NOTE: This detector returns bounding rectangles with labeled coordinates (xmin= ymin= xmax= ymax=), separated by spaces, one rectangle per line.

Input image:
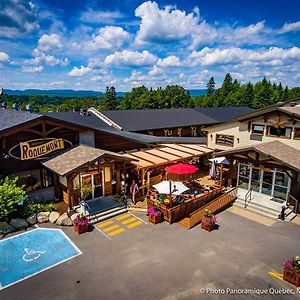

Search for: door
xmin=80 ymin=171 xmax=103 ymax=199
xmin=261 ymin=170 xmax=273 ymax=196
xmin=92 ymin=171 xmax=103 ymax=198
xmin=250 ymin=168 xmax=261 ymax=193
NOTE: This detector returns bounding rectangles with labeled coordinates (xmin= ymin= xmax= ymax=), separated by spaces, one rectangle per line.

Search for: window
xmin=216 ymin=134 xmax=234 ymax=147
xmin=252 ymin=124 xmax=264 ymax=135
xmin=267 ymin=126 xmax=292 ymax=138
xmin=294 ymin=128 xmax=300 ymax=139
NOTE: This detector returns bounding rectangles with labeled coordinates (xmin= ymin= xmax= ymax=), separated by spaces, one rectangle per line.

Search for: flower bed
xmin=201 ymin=209 xmax=217 ymax=232
xmin=283 ymin=256 xmax=300 ymax=287
xmin=147 ymin=205 xmax=163 ymax=224
xmin=73 ymin=213 xmax=89 ymax=234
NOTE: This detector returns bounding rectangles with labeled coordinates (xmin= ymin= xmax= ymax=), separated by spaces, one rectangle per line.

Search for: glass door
xmin=80 ymin=173 xmax=93 ymax=200
xmin=273 ymin=171 xmax=289 ymax=202
xmin=261 ymin=170 xmax=273 ymax=196
xmin=238 ymin=163 xmax=250 ymax=189
xmin=92 ymin=171 xmax=103 ymax=198
xmin=250 ymin=168 xmax=261 ymax=193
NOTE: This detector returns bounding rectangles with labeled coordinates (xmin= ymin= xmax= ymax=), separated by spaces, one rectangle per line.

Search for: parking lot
xmin=1 ymin=210 xmax=299 ymax=300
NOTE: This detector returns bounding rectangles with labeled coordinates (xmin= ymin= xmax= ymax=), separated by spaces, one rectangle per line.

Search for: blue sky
xmin=0 ymin=0 xmax=300 ymax=91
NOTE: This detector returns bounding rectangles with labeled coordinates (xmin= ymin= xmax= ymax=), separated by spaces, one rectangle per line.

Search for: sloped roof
xmin=0 ymin=109 xmax=42 ymax=132
xmin=217 ymin=141 xmax=300 ymax=172
xmin=101 ymin=107 xmax=253 ymax=131
xmin=42 ymin=145 xmax=133 ymax=176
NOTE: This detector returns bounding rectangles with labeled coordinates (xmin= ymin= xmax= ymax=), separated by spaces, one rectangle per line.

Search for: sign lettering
xmin=20 ymin=138 xmax=65 ymax=160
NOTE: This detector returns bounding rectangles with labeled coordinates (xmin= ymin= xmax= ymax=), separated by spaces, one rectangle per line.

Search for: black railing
xmin=244 ymin=188 xmax=252 ymax=208
xmin=287 ymin=194 xmax=299 ymax=214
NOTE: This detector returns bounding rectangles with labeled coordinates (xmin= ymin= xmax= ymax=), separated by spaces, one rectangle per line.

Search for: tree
xmin=102 ymin=86 xmax=117 ymax=110
xmin=243 ymin=82 xmax=254 ymax=107
xmin=0 ymin=177 xmax=27 ymax=220
xmin=206 ymin=77 xmax=215 ymax=96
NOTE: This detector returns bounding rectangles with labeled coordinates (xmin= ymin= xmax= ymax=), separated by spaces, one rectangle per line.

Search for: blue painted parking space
xmin=0 ymin=228 xmax=81 ymax=290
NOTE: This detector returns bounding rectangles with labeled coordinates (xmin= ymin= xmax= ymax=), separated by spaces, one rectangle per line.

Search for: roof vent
xmin=289 ymin=102 xmax=296 ymax=107
xmin=277 ymin=102 xmax=285 ymax=107
xmin=13 ymin=102 xmax=19 ymax=110
xmin=79 ymin=108 xmax=89 ymax=116
xmin=26 ymin=104 xmax=33 ymax=113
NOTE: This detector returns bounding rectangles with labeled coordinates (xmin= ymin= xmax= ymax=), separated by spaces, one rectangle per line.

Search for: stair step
xmin=89 ymin=208 xmax=128 ymax=224
xmin=235 ymin=197 xmax=282 ymax=214
xmin=234 ymin=201 xmax=279 ymax=219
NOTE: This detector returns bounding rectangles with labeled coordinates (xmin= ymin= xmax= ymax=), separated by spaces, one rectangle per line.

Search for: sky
xmin=0 ymin=0 xmax=300 ymax=91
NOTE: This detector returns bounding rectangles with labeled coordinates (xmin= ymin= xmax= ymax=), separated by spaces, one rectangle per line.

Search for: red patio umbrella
xmin=165 ymin=163 xmax=198 ymax=174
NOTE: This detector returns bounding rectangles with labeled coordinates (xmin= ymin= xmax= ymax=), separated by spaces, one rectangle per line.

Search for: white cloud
xmin=0 ymin=0 xmax=39 ymax=38
xmin=187 ymin=47 xmax=300 ymax=67
xmin=135 ymin=1 xmax=198 ymax=45
xmin=104 ymin=50 xmax=157 ymax=67
xmin=80 ymin=9 xmax=124 ymax=24
xmin=148 ymin=66 xmax=163 ymax=76
xmin=26 ymin=49 xmax=69 ymax=67
xmin=278 ymin=21 xmax=300 ymax=34
xmin=38 ymin=34 xmax=63 ymax=51
xmin=0 ymin=52 xmax=9 ymax=62
xmin=157 ymin=55 xmax=182 ymax=67
xmin=86 ymin=26 xmax=129 ymax=51
xmin=68 ymin=66 xmax=93 ymax=77
xmin=21 ymin=65 xmax=44 ymax=73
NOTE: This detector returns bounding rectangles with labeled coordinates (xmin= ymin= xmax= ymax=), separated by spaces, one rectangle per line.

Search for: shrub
xmin=0 ymin=177 xmax=27 ymax=220
xmin=19 ymin=202 xmax=56 ymax=218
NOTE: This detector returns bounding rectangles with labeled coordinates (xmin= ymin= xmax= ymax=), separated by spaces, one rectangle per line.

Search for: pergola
xmin=42 ymin=144 xmax=133 ymax=209
xmin=121 ymin=143 xmax=214 ymax=195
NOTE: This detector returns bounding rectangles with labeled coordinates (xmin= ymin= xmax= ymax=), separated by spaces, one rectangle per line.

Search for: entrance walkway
xmin=238 ymin=188 xmax=284 ymax=211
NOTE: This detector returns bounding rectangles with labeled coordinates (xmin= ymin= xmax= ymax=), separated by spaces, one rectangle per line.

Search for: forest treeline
xmin=1 ymin=73 xmax=300 ymax=112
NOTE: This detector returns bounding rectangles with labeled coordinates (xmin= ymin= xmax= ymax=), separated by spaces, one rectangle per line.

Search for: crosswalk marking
xmin=97 ymin=220 xmax=113 ymax=228
xmin=127 ymin=221 xmax=142 ymax=229
xmin=103 ymin=225 xmax=119 ymax=232
xmin=108 ymin=228 xmax=125 ymax=236
xmin=121 ymin=217 xmax=137 ymax=225
xmin=116 ymin=213 xmax=131 ymax=221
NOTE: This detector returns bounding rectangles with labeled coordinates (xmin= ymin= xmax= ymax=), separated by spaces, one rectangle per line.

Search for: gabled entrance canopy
xmin=215 ymin=140 xmax=300 ymax=173
xmin=42 ymin=144 xmax=133 ymax=177
xmin=42 ymin=145 xmax=134 ymax=209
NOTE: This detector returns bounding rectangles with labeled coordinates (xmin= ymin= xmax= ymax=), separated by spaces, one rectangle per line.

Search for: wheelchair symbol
xmin=23 ymin=248 xmax=46 ymax=262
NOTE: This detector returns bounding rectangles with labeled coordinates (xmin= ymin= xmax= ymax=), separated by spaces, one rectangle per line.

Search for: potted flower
xmin=283 ymin=256 xmax=300 ymax=287
xmin=147 ymin=205 xmax=163 ymax=224
xmin=201 ymin=209 xmax=217 ymax=232
xmin=73 ymin=213 xmax=89 ymax=234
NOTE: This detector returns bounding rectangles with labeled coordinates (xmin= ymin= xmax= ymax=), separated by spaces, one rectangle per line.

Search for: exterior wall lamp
xmin=237 ymin=137 xmax=240 ymax=143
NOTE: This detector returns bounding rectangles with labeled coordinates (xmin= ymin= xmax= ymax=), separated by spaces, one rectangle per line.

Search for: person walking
xmin=130 ymin=179 xmax=139 ymax=205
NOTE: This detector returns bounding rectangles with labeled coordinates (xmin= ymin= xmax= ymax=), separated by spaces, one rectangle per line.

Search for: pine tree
xmin=243 ymin=82 xmax=254 ymax=107
xmin=103 ymin=86 xmax=117 ymax=110
xmin=206 ymin=77 xmax=215 ymax=96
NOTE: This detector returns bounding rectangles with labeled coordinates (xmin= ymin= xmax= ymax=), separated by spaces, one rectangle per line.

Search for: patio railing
xmin=179 ymin=187 xmax=238 ymax=229
xmin=148 ymin=187 xmax=223 ymax=224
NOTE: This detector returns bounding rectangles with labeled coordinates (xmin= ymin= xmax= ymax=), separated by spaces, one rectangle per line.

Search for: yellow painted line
xmin=121 ymin=217 xmax=137 ymax=225
xmin=127 ymin=221 xmax=142 ymax=229
xmin=116 ymin=213 xmax=131 ymax=221
xmin=103 ymin=225 xmax=119 ymax=232
xmin=268 ymin=272 xmax=300 ymax=290
xmin=108 ymin=228 xmax=125 ymax=236
xmin=97 ymin=220 xmax=113 ymax=228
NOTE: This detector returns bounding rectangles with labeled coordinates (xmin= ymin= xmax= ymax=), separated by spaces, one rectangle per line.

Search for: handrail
xmin=244 ymin=188 xmax=252 ymax=208
xmin=288 ymin=194 xmax=299 ymax=213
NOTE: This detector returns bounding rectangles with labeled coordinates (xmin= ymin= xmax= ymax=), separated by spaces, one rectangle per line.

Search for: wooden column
xmin=53 ymin=174 xmax=60 ymax=200
xmin=228 ymin=158 xmax=234 ymax=187
xmin=141 ymin=168 xmax=145 ymax=196
xmin=67 ymin=175 xmax=74 ymax=211
xmin=116 ymin=166 xmax=121 ymax=194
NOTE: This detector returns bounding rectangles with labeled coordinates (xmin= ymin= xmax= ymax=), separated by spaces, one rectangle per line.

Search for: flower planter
xmin=73 ymin=223 xmax=89 ymax=234
xmin=201 ymin=222 xmax=215 ymax=232
xmin=283 ymin=269 xmax=300 ymax=287
xmin=148 ymin=214 xmax=163 ymax=224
